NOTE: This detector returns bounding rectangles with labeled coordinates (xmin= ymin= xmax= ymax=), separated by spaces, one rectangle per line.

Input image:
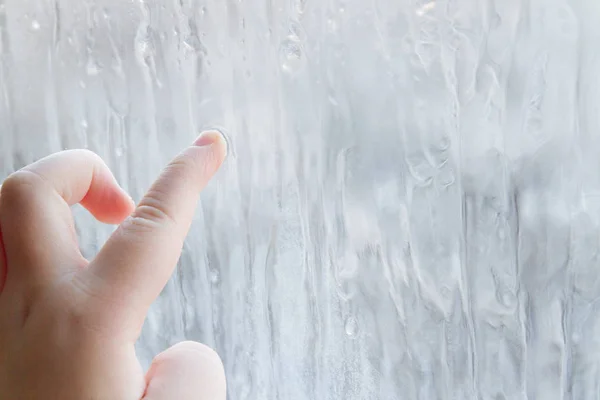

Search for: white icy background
xmin=2 ymin=0 xmax=600 ymax=398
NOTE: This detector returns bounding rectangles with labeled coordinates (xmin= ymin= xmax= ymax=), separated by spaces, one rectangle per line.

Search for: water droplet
xmin=137 ymin=40 xmax=149 ymax=55
xmin=345 ymin=317 xmax=359 ymax=337
xmin=411 ymin=73 xmax=424 ymax=84
xmin=210 ymin=269 xmax=220 ymax=284
xmin=416 ymin=1 xmax=435 ymax=17
xmin=135 ymin=28 xmax=154 ymax=64
xmin=526 ymin=116 xmax=543 ymax=134
xmin=115 ymin=147 xmax=123 ymax=157
xmin=183 ymin=35 xmax=206 ymax=55
xmin=406 ymin=156 xmax=434 ymax=185
xmin=501 ymin=292 xmax=514 ymax=307
xmin=80 ymin=119 xmax=88 ymax=129
xmin=497 ymin=287 xmax=515 ymax=307
xmin=435 ymin=134 xmax=451 ymax=152
xmin=409 ymin=53 xmax=423 ymax=68
xmin=448 ymin=33 xmax=462 ymax=50
xmin=498 ymin=226 xmax=506 ymax=240
xmin=414 ymin=42 xmax=435 ymax=65
xmin=288 ymin=20 xmax=305 ymax=42
xmin=86 ymin=59 xmax=100 ymax=76
xmin=489 ymin=13 xmax=501 ymax=29
xmin=440 ymin=286 xmax=451 ymax=298
xmin=335 ymin=278 xmax=356 ymax=300
xmin=327 ymin=17 xmax=339 ymax=33
xmin=279 ymin=40 xmax=304 ymax=73
xmin=437 ymin=165 xmax=455 ymax=187
xmin=31 ymin=20 xmax=40 ymax=31
xmin=295 ymin=0 xmax=307 ymax=14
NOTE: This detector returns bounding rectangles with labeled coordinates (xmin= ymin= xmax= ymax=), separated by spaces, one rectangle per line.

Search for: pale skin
xmin=0 ymin=131 xmax=228 ymax=399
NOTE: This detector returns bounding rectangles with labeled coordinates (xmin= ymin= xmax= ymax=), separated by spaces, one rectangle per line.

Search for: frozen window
xmin=0 ymin=0 xmax=597 ymax=398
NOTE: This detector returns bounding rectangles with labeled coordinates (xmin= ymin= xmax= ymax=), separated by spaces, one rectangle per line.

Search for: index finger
xmin=84 ymin=132 xmax=227 ymax=323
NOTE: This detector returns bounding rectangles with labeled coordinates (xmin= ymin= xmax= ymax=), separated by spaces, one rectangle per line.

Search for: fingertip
xmin=193 ymin=130 xmax=228 ymax=164
xmin=82 ymin=182 xmax=136 ymax=225
xmin=103 ymin=191 xmax=136 ymax=225
xmin=123 ymin=190 xmax=137 ymax=211
xmin=193 ymin=130 xmax=223 ymax=147
xmin=143 ymin=341 xmax=226 ymax=400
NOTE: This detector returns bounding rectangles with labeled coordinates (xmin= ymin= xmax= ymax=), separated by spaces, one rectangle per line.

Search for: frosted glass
xmin=2 ymin=0 xmax=599 ymax=398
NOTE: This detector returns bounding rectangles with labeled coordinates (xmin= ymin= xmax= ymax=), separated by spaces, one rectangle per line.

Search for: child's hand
xmin=0 ymin=132 xmax=227 ymax=399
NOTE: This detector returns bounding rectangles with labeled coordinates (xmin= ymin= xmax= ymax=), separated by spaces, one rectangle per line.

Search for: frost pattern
xmin=1 ymin=0 xmax=600 ymax=399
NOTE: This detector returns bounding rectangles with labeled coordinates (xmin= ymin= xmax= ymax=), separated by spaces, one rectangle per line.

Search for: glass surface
xmin=1 ymin=0 xmax=598 ymax=398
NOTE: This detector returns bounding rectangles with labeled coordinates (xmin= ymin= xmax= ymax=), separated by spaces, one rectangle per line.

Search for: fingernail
xmin=193 ymin=131 xmax=222 ymax=147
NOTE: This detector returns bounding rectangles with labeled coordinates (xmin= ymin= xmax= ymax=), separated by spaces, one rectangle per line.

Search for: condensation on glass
xmin=0 ymin=0 xmax=598 ymax=399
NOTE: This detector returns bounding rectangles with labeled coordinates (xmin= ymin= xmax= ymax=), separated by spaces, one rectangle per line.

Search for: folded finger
xmin=0 ymin=150 xmax=135 ymax=289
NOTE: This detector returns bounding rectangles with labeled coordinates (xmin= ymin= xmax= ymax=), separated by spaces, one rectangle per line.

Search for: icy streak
xmin=1 ymin=0 xmax=599 ymax=399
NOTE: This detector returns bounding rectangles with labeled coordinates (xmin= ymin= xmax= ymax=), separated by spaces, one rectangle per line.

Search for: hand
xmin=0 ymin=132 xmax=228 ymax=399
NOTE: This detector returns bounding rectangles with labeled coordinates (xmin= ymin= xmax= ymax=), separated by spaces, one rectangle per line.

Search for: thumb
xmin=142 ymin=341 xmax=226 ymax=400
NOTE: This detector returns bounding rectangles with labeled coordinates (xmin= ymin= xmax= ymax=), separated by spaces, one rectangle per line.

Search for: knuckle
xmin=61 ymin=148 xmax=101 ymax=161
xmin=120 ymin=147 xmax=216 ymax=234
xmin=75 ymin=149 xmax=106 ymax=167
xmin=0 ymin=170 xmax=41 ymax=200
xmin=64 ymin=149 xmax=106 ymax=174
xmin=171 ymin=151 xmax=198 ymax=169
xmin=74 ymin=148 xmax=100 ymax=159
xmin=129 ymin=195 xmax=177 ymax=229
xmin=167 ymin=152 xmax=203 ymax=180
